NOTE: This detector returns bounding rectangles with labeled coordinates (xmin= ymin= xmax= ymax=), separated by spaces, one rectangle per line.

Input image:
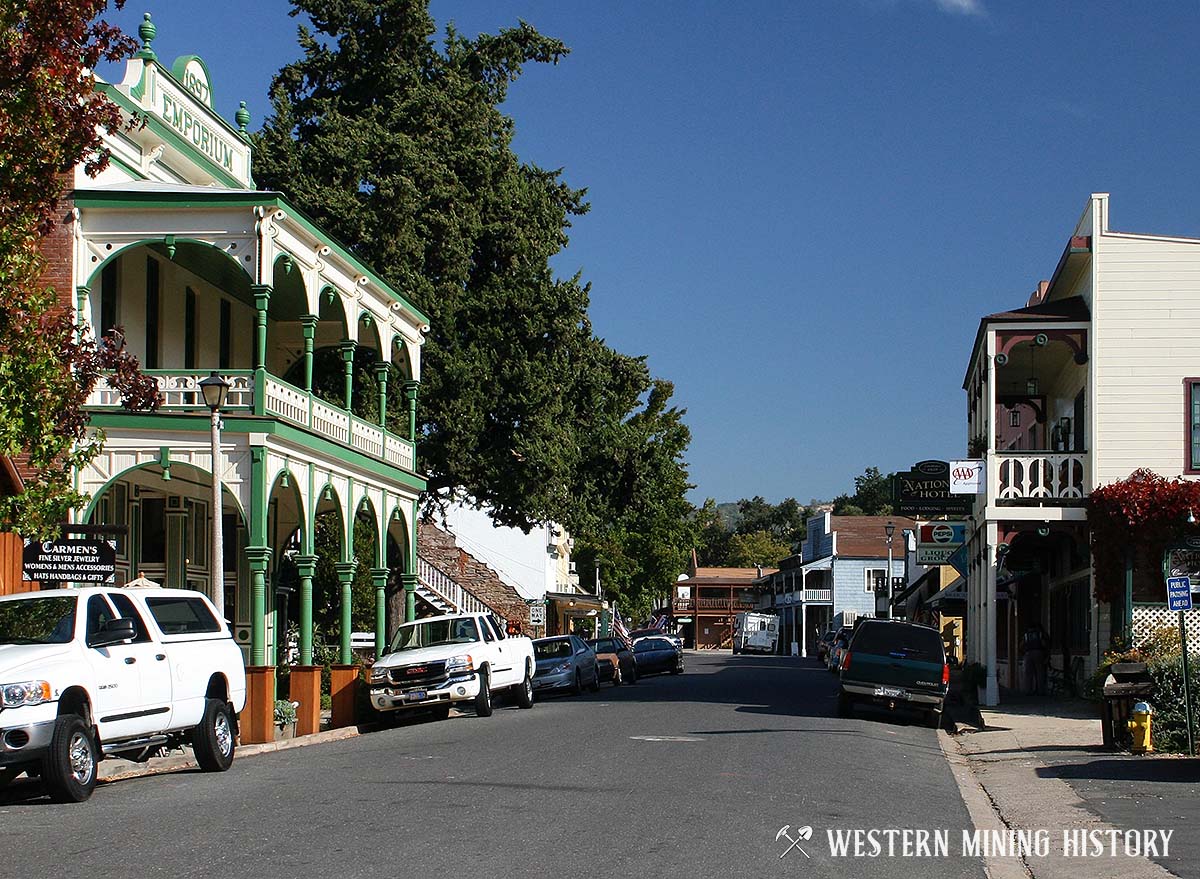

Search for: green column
xmin=300 ymin=315 xmax=318 ymax=392
xmin=335 ymin=561 xmax=357 ymax=664
xmin=374 ymin=362 xmax=389 ymax=428
xmin=252 ymin=285 xmax=272 ymax=372
xmin=164 ymin=503 xmax=187 ymax=589
xmin=340 ymin=341 xmax=357 ymax=411
xmin=371 ymin=567 xmax=389 ymax=654
xmin=401 ymin=572 xmax=418 ymax=623
xmin=245 ymin=547 xmax=273 ymax=665
xmin=294 ymin=554 xmax=318 ymax=665
xmin=403 ymin=380 xmax=420 ymax=442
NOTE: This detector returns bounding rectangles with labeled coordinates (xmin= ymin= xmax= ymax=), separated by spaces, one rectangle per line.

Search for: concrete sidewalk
xmin=943 ymin=697 xmax=1198 ymax=879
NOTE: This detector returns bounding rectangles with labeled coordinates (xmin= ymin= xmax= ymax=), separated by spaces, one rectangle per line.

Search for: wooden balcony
xmin=992 ymin=452 xmax=1088 ymax=504
xmin=672 ymin=597 xmax=756 ymax=613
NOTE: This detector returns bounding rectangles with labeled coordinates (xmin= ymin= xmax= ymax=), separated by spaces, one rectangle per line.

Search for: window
xmin=865 ymin=568 xmax=885 ymax=594
xmin=106 ymin=593 xmax=152 ymax=643
xmin=85 ymin=594 xmax=117 ymax=642
xmin=184 ymin=288 xmax=196 ymax=369
xmin=145 ymin=257 xmax=160 ymax=369
xmin=219 ymin=299 xmax=231 ymax=369
xmin=144 ymin=596 xmax=221 ymax=636
xmin=1189 ymin=379 xmax=1200 ymax=472
xmin=488 ymin=615 xmax=506 ymax=640
xmin=141 ymin=498 xmax=166 ymax=564
xmin=850 ymin=621 xmax=944 ymax=662
xmin=100 ymin=262 xmax=118 ymax=336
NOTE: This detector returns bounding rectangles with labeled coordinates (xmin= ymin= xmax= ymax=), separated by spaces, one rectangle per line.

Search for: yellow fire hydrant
xmin=1128 ymin=701 xmax=1153 ymax=754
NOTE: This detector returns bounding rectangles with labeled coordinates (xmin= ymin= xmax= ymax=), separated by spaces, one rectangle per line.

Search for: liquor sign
xmin=23 ymin=539 xmax=117 ymax=583
xmin=949 ymin=460 xmax=985 ymax=495
xmin=916 ymin=522 xmax=968 ymax=565
xmin=893 ymin=460 xmax=973 ymax=518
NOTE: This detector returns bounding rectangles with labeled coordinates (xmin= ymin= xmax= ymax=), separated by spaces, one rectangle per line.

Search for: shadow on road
xmin=1038 ymin=758 xmax=1200 ymax=783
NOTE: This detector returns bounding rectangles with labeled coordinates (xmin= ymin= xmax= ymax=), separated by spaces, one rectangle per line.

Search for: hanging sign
xmin=916 ymin=522 xmax=968 ymax=565
xmin=23 ymin=539 xmax=117 ymax=583
xmin=949 ymin=460 xmax=985 ymax=494
xmin=893 ymin=461 xmax=974 ymax=518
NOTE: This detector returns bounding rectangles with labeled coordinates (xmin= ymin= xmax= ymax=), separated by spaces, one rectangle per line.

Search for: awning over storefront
xmin=926 ymin=576 xmax=966 ymax=610
xmin=801 ymin=556 xmax=833 ymax=573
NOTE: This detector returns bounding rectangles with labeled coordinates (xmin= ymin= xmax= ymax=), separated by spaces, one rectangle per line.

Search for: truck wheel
xmin=926 ymin=709 xmax=943 ymax=730
xmin=516 ymin=667 xmax=535 ymax=709
xmin=43 ymin=714 xmax=97 ymax=803
xmin=193 ymin=698 xmax=235 ymax=772
xmin=475 ymin=669 xmax=494 ymax=717
xmin=837 ymin=691 xmax=854 ymax=718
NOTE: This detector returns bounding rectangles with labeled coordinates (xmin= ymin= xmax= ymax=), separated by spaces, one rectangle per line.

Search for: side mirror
xmin=88 ymin=617 xmax=136 ymax=649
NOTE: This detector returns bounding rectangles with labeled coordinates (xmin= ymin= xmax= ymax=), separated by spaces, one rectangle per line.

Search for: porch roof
xmin=962 ymin=294 xmax=1091 ymax=390
xmin=72 ymin=183 xmax=431 ymax=328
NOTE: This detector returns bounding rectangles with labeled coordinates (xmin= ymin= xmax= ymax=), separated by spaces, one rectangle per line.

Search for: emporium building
xmin=37 ymin=18 xmax=430 ymax=737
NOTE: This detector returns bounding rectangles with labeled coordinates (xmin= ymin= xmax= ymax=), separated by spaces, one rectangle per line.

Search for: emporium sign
xmin=893 ymin=460 xmax=973 ymax=518
xmin=23 ymin=539 xmax=117 ymax=583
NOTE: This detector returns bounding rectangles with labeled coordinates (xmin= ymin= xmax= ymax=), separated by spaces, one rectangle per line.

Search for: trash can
xmin=1101 ymin=662 xmax=1153 ymax=749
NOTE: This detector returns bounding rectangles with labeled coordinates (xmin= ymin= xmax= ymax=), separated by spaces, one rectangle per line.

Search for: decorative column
xmin=252 ymin=285 xmax=272 ymax=371
xmin=245 ymin=547 xmax=273 ymax=666
xmin=339 ymin=341 xmax=357 ymax=411
xmin=300 ymin=315 xmax=318 ymax=393
xmin=335 ymin=561 xmax=357 ymax=665
xmin=403 ymin=380 xmax=420 ymax=442
xmin=374 ymin=363 xmax=389 ymax=428
xmin=294 ymin=554 xmax=318 ymax=665
xmin=401 ymin=572 xmax=418 ymax=623
xmin=371 ymin=567 xmax=389 ymax=654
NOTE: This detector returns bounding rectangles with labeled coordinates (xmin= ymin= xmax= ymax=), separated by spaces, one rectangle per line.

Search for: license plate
xmin=874 ymin=686 xmax=906 ymax=699
xmin=405 ymin=690 xmax=428 ymax=701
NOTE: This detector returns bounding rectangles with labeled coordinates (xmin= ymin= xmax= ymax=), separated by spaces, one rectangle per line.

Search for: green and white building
xmin=60 ymin=16 xmax=429 ymax=670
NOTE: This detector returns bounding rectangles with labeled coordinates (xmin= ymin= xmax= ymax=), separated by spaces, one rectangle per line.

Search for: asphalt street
xmin=1 ymin=652 xmax=984 ymax=879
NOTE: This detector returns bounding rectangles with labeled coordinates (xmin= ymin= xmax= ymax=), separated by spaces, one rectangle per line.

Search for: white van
xmin=733 ymin=612 xmax=778 ymax=655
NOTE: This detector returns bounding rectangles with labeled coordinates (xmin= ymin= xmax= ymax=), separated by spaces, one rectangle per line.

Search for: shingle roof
xmin=830 ymin=516 xmax=915 ymax=559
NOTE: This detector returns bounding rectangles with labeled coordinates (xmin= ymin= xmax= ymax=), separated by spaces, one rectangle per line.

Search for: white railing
xmin=351 ymin=419 xmax=384 ymax=459
xmin=385 ymin=435 xmax=415 ymax=471
xmin=804 ymin=589 xmax=833 ymax=602
xmin=264 ymin=378 xmax=308 ymax=424
xmin=310 ymin=397 xmax=351 ymax=444
xmin=88 ymin=370 xmax=254 ymax=409
xmin=994 ymin=452 xmax=1088 ymax=501
xmin=416 ymin=556 xmax=493 ymax=616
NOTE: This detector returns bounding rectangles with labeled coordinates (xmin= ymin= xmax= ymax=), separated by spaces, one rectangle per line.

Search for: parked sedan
xmin=826 ymin=628 xmax=851 ymax=672
xmin=532 ymin=635 xmax=599 ymax=694
xmin=588 ymin=637 xmax=638 ymax=686
xmin=633 ymin=636 xmax=684 ymax=677
xmin=815 ymin=629 xmax=835 ymax=662
xmin=630 ymin=628 xmax=684 ymax=651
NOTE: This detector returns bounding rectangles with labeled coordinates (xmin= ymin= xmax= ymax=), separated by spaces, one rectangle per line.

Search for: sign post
xmin=1166 ymin=575 xmax=1195 ymax=756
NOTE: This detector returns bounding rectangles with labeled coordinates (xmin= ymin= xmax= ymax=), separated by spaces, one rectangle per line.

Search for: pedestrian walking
xmin=1020 ymin=622 xmax=1049 ymax=695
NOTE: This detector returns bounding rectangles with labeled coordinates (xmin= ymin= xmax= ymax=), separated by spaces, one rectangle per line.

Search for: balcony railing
xmin=993 ymin=452 xmax=1088 ymax=503
xmin=87 ymin=370 xmax=416 ymax=473
xmin=672 ymin=597 xmax=757 ymax=613
xmin=803 ymin=589 xmax=832 ymax=602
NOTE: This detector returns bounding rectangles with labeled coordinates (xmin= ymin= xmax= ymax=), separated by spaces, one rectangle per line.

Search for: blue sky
xmin=101 ymin=1 xmax=1200 ymax=505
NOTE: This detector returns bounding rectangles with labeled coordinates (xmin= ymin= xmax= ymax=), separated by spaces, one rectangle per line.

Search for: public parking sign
xmin=1167 ymin=576 xmax=1193 ymax=612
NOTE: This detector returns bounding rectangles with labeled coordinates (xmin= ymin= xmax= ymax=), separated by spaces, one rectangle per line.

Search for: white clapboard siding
xmin=1092 ymin=224 xmax=1200 ymax=485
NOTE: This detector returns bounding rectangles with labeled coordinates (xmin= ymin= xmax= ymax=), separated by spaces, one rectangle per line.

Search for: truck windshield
xmin=388 ymin=617 xmax=480 ymax=652
xmin=0 ymin=596 xmax=78 ymax=645
xmin=851 ymin=623 xmax=943 ymax=663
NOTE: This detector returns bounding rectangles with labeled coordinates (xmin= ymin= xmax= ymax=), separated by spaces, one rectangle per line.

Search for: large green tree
xmin=255 ymin=0 xmax=595 ymax=530
xmin=0 ymin=1 xmax=156 ymax=537
xmin=832 ymin=466 xmax=893 ymax=516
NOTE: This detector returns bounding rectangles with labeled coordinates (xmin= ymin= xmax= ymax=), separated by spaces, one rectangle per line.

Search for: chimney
xmin=1026 ymin=280 xmax=1050 ymax=308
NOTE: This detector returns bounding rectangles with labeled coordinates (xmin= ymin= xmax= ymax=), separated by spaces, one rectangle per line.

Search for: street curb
xmin=98 ymin=725 xmax=362 ymax=784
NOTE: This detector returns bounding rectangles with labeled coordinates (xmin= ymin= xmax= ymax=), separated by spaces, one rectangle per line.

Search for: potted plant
xmin=274 ymin=699 xmax=299 ymax=740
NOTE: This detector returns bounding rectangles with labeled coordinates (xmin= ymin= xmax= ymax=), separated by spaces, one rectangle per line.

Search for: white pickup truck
xmin=368 ymin=613 xmax=535 ymax=719
xmin=0 ymin=585 xmax=246 ymax=802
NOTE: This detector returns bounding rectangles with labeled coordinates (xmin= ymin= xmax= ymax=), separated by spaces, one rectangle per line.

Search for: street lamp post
xmin=884 ymin=520 xmax=896 ymax=620
xmin=199 ymin=372 xmax=230 ymax=616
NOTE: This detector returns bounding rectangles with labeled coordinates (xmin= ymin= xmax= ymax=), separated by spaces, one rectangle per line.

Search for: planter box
xmin=274 ymin=721 xmax=297 ymax=741
xmin=240 ymin=666 xmax=276 ymax=745
xmin=330 ymin=665 xmax=360 ymax=729
xmin=290 ymin=666 xmax=323 ymax=736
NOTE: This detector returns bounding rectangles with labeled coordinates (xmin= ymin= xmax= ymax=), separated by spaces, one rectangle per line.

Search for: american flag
xmin=651 ymin=614 xmax=669 ymax=631
xmin=612 ymin=608 xmax=633 ymax=649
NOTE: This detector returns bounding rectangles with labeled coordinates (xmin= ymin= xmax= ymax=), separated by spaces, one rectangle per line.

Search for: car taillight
xmin=841 ymin=651 xmax=851 ymax=671
xmin=942 ymin=663 xmax=950 ymax=686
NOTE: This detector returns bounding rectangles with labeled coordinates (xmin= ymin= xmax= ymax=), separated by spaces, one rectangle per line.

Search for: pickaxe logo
xmin=776 ymin=824 xmax=813 ymax=859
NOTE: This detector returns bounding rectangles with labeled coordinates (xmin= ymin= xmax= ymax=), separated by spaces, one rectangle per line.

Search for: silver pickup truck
xmin=369 ymin=613 xmax=535 ymax=719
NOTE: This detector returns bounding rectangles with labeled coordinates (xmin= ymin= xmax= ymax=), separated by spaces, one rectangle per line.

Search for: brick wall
xmin=417 ymin=522 xmax=531 ymax=630
xmin=38 ymin=185 xmax=76 ymax=311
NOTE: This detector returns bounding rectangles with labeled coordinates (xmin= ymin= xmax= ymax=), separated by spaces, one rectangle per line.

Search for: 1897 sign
xmin=22 ymin=539 xmax=117 ymax=584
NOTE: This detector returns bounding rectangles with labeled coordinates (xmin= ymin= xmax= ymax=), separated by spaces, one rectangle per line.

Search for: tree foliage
xmin=726 ymin=530 xmax=792 ymax=569
xmin=0 ymin=1 xmax=156 ymax=537
xmin=832 ymin=466 xmax=893 ymax=516
xmin=694 ymin=496 xmax=811 ymax=566
xmin=256 ymin=0 xmax=697 ymax=612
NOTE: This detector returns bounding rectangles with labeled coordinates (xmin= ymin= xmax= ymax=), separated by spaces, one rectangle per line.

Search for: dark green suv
xmin=837 ymin=619 xmax=948 ymax=728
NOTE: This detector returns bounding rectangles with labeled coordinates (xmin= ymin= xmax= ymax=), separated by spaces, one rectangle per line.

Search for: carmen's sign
xmin=23 ymin=539 xmax=117 ymax=583
xmin=893 ymin=460 xmax=974 ymax=518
